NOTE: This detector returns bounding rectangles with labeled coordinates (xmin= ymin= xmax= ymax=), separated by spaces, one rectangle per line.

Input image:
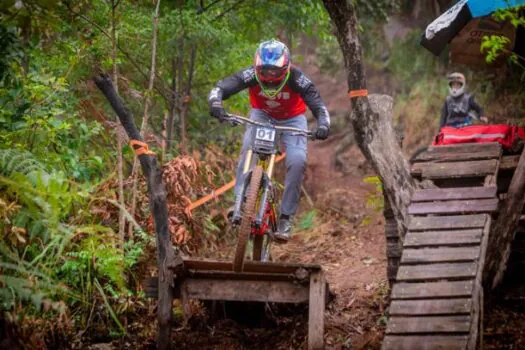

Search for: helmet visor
xmin=257 ymin=66 xmax=287 ymax=83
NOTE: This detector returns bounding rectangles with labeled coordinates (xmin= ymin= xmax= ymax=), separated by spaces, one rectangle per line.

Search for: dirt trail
xmin=273 ymin=135 xmax=388 ymax=349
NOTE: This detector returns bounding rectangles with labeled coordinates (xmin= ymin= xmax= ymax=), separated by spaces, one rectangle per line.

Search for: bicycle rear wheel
xmin=233 ymin=166 xmax=264 ymax=272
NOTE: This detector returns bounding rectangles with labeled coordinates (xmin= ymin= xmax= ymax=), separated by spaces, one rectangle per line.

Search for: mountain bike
xmin=224 ymin=113 xmax=314 ymax=272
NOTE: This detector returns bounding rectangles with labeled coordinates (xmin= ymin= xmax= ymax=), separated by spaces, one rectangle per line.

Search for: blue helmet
xmin=254 ymin=39 xmax=290 ymax=86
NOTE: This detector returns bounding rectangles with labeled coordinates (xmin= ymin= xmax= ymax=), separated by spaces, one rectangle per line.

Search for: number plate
xmin=255 ymin=127 xmax=276 ymax=142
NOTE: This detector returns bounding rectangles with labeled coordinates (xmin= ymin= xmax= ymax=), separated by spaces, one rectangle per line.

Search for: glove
xmin=314 ymin=124 xmax=329 ymax=140
xmin=209 ymin=100 xmax=226 ymax=122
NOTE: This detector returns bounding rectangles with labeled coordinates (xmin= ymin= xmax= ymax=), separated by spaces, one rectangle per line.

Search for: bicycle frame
xmin=225 ymin=113 xmax=312 ymax=265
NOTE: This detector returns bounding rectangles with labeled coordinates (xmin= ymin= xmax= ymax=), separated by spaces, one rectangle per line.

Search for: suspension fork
xmin=232 ymin=150 xmax=254 ymax=222
xmin=256 ymin=154 xmax=276 ymax=226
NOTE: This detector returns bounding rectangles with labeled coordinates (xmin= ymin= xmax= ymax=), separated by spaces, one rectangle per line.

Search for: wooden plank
xmin=180 ymin=258 xmax=321 ymax=274
xmin=396 ymin=262 xmax=477 ymax=282
xmin=404 ymin=230 xmax=482 ymax=248
xmin=426 ymin=142 xmax=501 ymax=154
xmin=391 ymin=280 xmax=474 ymax=300
xmin=500 ymin=155 xmax=520 ymax=171
xmin=401 ymin=246 xmax=480 ymax=264
xmin=389 ymin=298 xmax=472 ymax=316
xmin=308 ymin=271 xmax=326 ymax=350
xmin=408 ymin=214 xmax=487 ymax=231
xmin=187 ymin=270 xmax=302 ymax=282
xmin=421 ymin=159 xmax=498 ymax=179
xmin=408 ymin=198 xmax=498 ymax=215
xmin=413 ymin=149 xmax=501 ymax=163
xmin=411 ymin=187 xmax=497 ymax=202
xmin=386 ymin=315 xmax=471 ymax=334
xmin=183 ymin=279 xmax=309 ymax=303
xmin=382 ymin=335 xmax=468 ymax=350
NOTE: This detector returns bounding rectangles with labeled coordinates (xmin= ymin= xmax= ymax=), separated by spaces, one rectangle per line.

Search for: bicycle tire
xmin=233 ymin=166 xmax=264 ymax=272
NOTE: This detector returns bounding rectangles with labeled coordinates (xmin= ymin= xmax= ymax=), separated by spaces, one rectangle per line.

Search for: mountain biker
xmin=208 ymin=39 xmax=330 ymax=243
xmin=439 ymin=72 xmax=487 ymax=130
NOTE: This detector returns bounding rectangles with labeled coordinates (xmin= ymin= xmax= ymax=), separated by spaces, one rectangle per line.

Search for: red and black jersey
xmin=209 ymin=66 xmax=330 ymax=127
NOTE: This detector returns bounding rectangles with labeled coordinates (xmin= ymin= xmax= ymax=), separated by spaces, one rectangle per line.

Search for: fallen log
xmin=485 ymin=148 xmax=525 ymax=290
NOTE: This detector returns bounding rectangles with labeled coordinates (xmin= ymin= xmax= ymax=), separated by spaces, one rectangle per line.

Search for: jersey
xmin=209 ymin=66 xmax=330 ymax=127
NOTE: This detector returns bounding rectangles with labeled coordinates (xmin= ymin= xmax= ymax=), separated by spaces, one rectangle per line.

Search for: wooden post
xmin=94 ymin=73 xmax=182 ymax=350
xmin=308 ymin=270 xmax=326 ymax=350
xmin=484 ymin=148 xmax=525 ymax=290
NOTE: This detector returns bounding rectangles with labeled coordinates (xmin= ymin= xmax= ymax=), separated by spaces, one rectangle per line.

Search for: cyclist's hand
xmin=209 ymin=100 xmax=226 ymax=122
xmin=480 ymin=116 xmax=489 ymax=123
xmin=314 ymin=124 xmax=329 ymax=140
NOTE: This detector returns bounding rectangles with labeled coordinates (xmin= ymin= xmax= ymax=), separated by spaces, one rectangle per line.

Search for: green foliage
xmin=354 ymin=0 xmax=401 ymax=21
xmin=481 ymin=35 xmax=512 ymax=63
xmin=0 ymin=0 xmax=350 ymax=343
xmin=481 ymin=6 xmax=525 ymax=70
xmin=298 ymin=210 xmax=317 ymax=231
xmin=363 ymin=176 xmax=384 ymax=212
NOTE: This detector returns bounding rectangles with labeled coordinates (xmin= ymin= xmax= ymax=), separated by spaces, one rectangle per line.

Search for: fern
xmin=0 ymin=149 xmax=47 ymax=178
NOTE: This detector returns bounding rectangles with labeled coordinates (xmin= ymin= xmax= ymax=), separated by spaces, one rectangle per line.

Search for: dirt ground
xmin=169 ymin=131 xmax=387 ymax=350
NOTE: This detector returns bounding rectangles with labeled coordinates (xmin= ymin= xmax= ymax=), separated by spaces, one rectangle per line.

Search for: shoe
xmin=274 ymin=218 xmax=292 ymax=243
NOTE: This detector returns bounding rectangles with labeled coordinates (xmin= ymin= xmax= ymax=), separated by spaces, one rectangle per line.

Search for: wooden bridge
xmin=383 ymin=142 xmax=523 ymax=350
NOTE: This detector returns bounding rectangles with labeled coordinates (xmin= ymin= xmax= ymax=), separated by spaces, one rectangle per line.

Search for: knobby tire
xmin=233 ymin=166 xmax=264 ymax=272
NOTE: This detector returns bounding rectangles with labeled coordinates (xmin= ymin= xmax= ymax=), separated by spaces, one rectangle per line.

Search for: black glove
xmin=209 ymin=100 xmax=226 ymax=122
xmin=314 ymin=124 xmax=329 ymax=140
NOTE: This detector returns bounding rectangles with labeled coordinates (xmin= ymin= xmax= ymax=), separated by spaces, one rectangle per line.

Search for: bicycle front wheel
xmin=233 ymin=166 xmax=264 ymax=272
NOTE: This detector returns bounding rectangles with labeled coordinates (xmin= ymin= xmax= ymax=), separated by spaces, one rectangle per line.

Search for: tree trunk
xmin=129 ymin=0 xmax=162 ymax=238
xmin=484 ymin=149 xmax=525 ymax=290
xmin=94 ymin=73 xmax=182 ymax=350
xmin=179 ymin=44 xmax=196 ymax=155
xmin=111 ymin=0 xmax=127 ymax=243
xmin=166 ymin=58 xmax=178 ymax=152
xmin=322 ymin=0 xmax=415 ymax=237
xmin=177 ymin=34 xmax=185 ymax=153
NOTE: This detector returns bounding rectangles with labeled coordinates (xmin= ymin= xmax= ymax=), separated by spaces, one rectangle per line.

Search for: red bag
xmin=433 ymin=124 xmax=525 ymax=150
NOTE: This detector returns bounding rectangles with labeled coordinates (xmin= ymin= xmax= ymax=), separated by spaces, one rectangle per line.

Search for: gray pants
xmin=234 ymin=109 xmax=307 ymax=217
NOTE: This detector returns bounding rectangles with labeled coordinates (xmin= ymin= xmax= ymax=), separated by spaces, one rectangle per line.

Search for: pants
xmin=234 ymin=109 xmax=307 ymax=217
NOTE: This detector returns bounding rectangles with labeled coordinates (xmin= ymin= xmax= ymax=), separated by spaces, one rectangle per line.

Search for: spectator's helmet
xmin=448 ymin=72 xmax=466 ymax=98
xmin=254 ymin=39 xmax=291 ymax=97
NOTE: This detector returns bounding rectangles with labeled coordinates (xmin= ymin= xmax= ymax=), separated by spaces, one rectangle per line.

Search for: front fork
xmin=232 ymin=151 xmax=276 ymax=226
xmin=256 ymin=154 xmax=276 ymax=226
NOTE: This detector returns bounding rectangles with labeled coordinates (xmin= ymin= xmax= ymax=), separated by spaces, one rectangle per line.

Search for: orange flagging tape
xmin=348 ymin=89 xmax=368 ymax=98
xmin=187 ymin=153 xmax=286 ymax=212
xmin=129 ymin=140 xmax=156 ymax=156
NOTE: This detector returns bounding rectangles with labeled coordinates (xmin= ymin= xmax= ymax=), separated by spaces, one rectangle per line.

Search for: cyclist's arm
xmin=208 ymin=67 xmax=256 ymax=104
xmin=468 ymin=94 xmax=484 ymax=118
xmin=289 ymin=67 xmax=330 ymax=128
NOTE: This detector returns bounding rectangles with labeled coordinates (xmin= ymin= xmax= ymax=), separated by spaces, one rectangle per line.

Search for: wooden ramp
xmin=147 ymin=258 xmax=328 ymax=350
xmin=383 ymin=143 xmax=503 ymax=350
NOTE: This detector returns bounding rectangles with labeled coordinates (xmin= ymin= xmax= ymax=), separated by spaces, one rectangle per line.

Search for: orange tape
xmin=187 ymin=153 xmax=286 ymax=212
xmin=129 ymin=140 xmax=156 ymax=156
xmin=348 ymin=89 xmax=368 ymax=98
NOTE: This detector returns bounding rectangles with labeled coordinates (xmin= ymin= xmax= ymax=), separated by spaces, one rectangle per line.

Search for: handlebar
xmin=224 ymin=113 xmax=314 ymax=138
